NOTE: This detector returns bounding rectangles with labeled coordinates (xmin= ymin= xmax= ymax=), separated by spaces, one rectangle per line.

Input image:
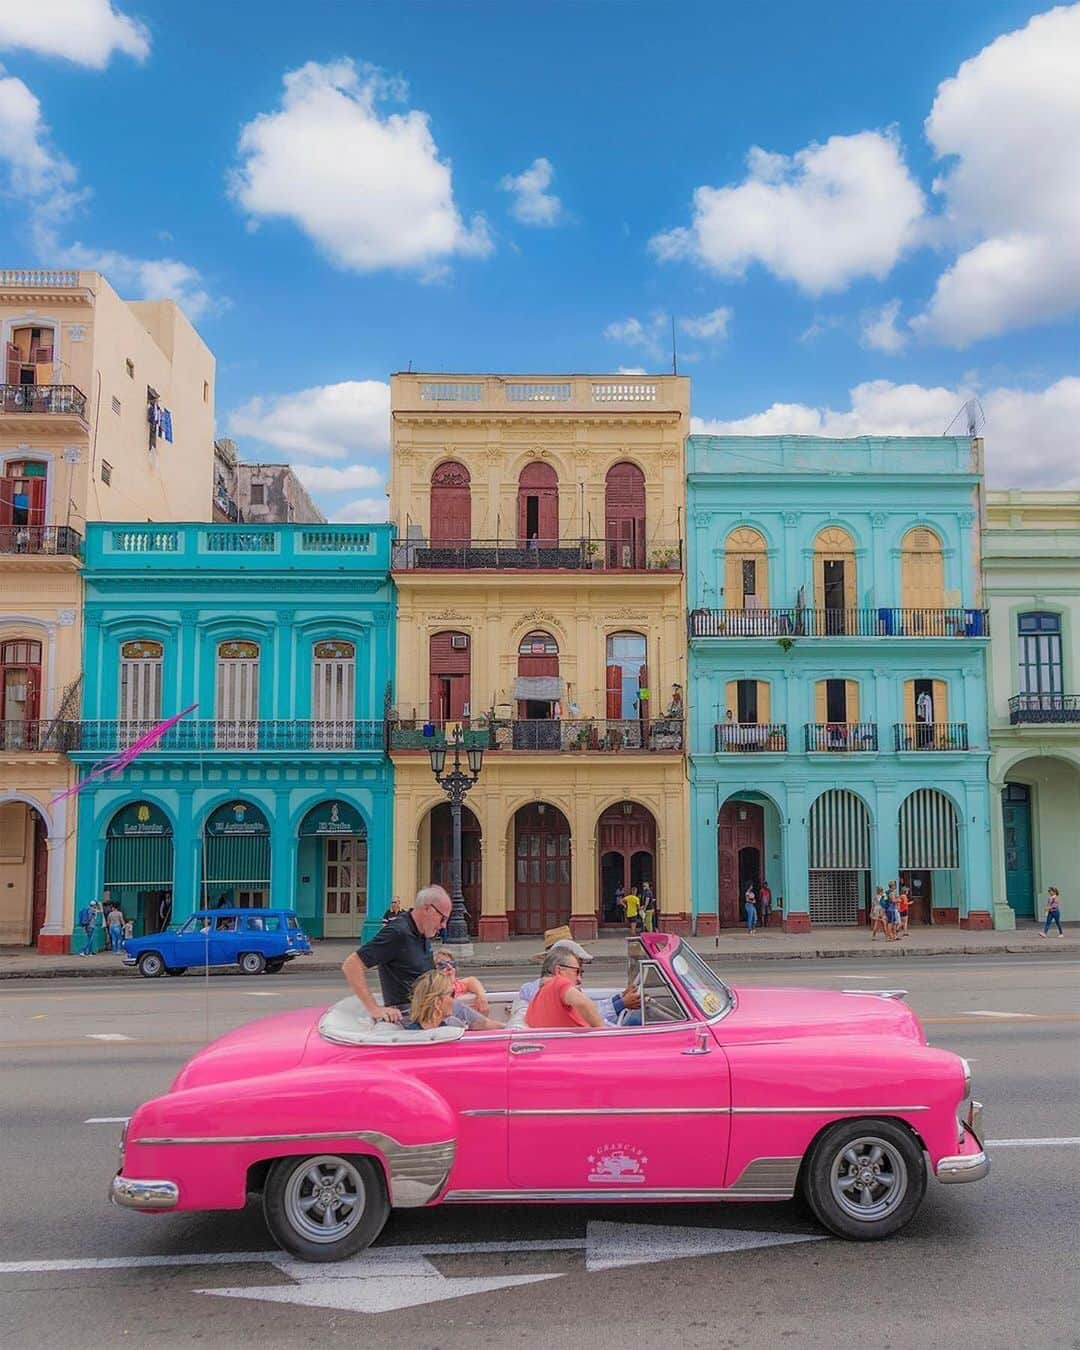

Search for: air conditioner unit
xmin=450 ymin=635 xmax=469 ymax=650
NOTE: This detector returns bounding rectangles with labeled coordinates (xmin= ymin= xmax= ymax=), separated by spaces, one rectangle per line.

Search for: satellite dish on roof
xmin=944 ymin=397 xmax=986 ymax=438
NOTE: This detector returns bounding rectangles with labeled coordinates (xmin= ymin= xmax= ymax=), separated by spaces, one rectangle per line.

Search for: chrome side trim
xmin=935 ymin=1150 xmax=990 ymax=1184
xmin=841 ymin=989 xmax=908 ymax=1001
xmin=131 ymin=1130 xmax=455 ymax=1210
xmin=730 ymin=1105 xmax=928 ymax=1115
xmin=462 ymin=1107 xmax=731 ymax=1118
xmin=110 ymin=1176 xmax=179 ymax=1210
xmin=444 ymin=1157 xmax=801 ymax=1204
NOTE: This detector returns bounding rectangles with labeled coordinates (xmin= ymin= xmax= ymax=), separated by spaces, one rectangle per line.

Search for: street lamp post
xmin=427 ymin=726 xmax=484 ymax=954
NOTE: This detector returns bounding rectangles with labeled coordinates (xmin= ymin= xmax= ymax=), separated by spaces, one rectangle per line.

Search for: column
xmin=873 ymin=783 xmax=900 ymax=923
xmin=782 ymin=785 xmax=809 ymax=932
xmin=690 ymin=780 xmax=719 ymax=936
xmin=270 ymin=790 xmax=294 ymax=910
xmin=987 ymin=776 xmax=1014 ymax=930
xmin=37 ymin=795 xmax=71 ymax=953
xmin=478 ymin=794 xmax=509 ymax=942
xmin=569 ymin=792 xmax=597 ymax=940
xmin=173 ymin=789 xmax=196 ymax=923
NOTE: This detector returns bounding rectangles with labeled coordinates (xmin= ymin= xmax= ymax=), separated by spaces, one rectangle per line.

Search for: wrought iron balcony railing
xmin=715 ymin=722 xmax=787 ymax=752
xmin=805 ymin=722 xmax=879 ymax=752
xmin=74 ymin=719 xmax=386 ymax=754
xmin=0 ymin=384 xmax=87 ymax=417
xmin=894 ymin=722 xmax=970 ymax=751
xmin=0 ymin=525 xmax=82 ymax=557
xmin=389 ymin=716 xmax=684 ymax=752
xmin=689 ymin=606 xmax=989 ymax=638
xmin=392 ymin=537 xmax=682 ymax=573
xmin=0 ymin=720 xmax=76 ymax=752
xmin=1009 ymin=694 xmax=1080 ymax=724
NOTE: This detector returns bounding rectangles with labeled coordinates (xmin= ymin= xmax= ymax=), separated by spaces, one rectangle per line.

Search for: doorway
xmin=512 ymin=803 xmax=571 ymax=934
xmin=1002 ymin=784 xmax=1035 ymax=919
xmin=717 ymin=800 xmax=764 ymax=927
xmin=900 ymin=870 xmax=932 ymax=924
xmin=823 ymin=560 xmax=846 ymax=634
xmin=430 ymin=803 xmax=480 ymax=936
xmin=738 ymin=846 xmax=761 ymax=900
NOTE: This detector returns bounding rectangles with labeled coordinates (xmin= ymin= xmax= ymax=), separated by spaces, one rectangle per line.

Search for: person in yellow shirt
xmin=622 ymin=887 xmax=642 ymax=934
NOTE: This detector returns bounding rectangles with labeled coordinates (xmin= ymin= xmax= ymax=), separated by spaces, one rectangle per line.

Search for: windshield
xmin=671 ymin=942 xmax=734 ymax=1018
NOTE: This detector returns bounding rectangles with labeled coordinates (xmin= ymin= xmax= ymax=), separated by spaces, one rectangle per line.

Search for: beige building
xmin=213 ymin=438 xmax=325 ymax=524
xmin=985 ymin=491 xmax=1080 ymax=928
xmin=0 ymin=268 xmax=215 ymax=949
xmin=389 ymin=373 xmax=691 ymax=940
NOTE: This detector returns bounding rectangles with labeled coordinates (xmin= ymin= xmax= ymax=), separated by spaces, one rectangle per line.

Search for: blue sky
xmin=2 ymin=0 xmax=1078 ymax=520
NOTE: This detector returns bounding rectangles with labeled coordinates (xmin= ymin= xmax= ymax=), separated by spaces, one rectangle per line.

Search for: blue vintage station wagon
xmin=122 ymin=908 xmax=312 ymax=977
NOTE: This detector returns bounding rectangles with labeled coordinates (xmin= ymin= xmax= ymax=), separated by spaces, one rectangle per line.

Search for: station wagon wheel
xmin=164 ymin=967 xmax=187 ymax=977
xmin=804 ymin=1117 xmax=926 ymax=1241
xmin=238 ymin=951 xmax=266 ymax=975
xmin=263 ymin=1153 xmax=389 ymax=1262
xmin=264 ymin=959 xmax=285 ymax=974
xmin=136 ymin=951 xmax=164 ymax=978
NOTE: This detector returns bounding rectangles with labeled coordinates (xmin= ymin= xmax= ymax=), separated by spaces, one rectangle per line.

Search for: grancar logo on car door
xmin=587 ymin=1144 xmax=649 ymax=1184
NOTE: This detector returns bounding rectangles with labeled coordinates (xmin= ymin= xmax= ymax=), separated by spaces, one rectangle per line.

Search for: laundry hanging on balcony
xmin=512 ymin=675 xmax=564 ymax=702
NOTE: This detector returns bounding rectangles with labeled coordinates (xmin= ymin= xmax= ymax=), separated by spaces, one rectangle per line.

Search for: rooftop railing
xmin=393 ymin=537 xmax=682 ymax=572
xmin=0 ymin=384 xmax=87 ymax=418
xmin=1009 ymin=694 xmax=1080 ymax=724
xmin=0 ymin=525 xmax=81 ymax=558
xmin=689 ymin=607 xmax=989 ymax=638
xmin=805 ymin=722 xmax=879 ymax=752
xmin=715 ymin=723 xmax=787 ymax=752
xmin=894 ymin=722 xmax=970 ymax=751
xmin=1 ymin=270 xmax=81 ymax=288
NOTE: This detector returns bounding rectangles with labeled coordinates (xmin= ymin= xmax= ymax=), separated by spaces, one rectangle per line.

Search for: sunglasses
xmin=435 ymin=959 xmax=456 ymax=971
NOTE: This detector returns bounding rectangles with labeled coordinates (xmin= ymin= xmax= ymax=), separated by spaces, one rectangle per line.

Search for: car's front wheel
xmin=238 ymin=951 xmax=266 ymax=975
xmin=262 ymin=1153 xmax=389 ymax=1262
xmin=164 ymin=967 xmax=187 ymax=977
xmin=136 ymin=951 xmax=164 ymax=978
xmin=803 ymin=1117 xmax=926 ymax=1240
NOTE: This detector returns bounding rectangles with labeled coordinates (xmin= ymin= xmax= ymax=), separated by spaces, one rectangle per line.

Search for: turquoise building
xmin=686 ymin=435 xmax=992 ymax=932
xmin=72 ymin=523 xmax=395 ymax=943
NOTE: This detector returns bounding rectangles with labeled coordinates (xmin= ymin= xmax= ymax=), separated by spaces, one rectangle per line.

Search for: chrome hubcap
xmin=283 ymin=1155 xmax=366 ymax=1244
xmin=828 ymin=1136 xmax=907 ymax=1222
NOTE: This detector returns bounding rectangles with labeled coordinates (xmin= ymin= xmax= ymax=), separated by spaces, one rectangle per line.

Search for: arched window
xmin=901 ymin=527 xmax=945 ymax=611
xmin=517 ymin=462 xmax=558 ymax=547
xmin=813 ymin=527 xmax=856 ymax=634
xmin=119 ymin=640 xmax=163 ymax=741
xmin=430 ymin=461 xmax=471 ymax=546
xmin=5 ymin=323 xmax=56 ymax=401
xmin=0 ymin=638 xmax=42 ymax=748
xmin=202 ymin=800 xmax=270 ymax=908
xmin=429 ymin=631 xmax=470 ymax=723
xmin=312 ymin=640 xmax=356 ymax=747
xmin=515 ymin=631 xmax=560 ymax=728
xmin=215 ymin=640 xmax=260 ymax=748
xmin=724 ymin=526 xmax=768 ymax=611
xmin=1 ymin=459 xmax=47 ymax=530
xmin=605 ymin=462 xmax=645 ymax=569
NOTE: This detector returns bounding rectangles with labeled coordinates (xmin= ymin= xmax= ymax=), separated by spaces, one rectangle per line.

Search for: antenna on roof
xmin=671 ymin=315 xmax=678 ymax=376
xmin=944 ymin=397 xmax=985 ymax=438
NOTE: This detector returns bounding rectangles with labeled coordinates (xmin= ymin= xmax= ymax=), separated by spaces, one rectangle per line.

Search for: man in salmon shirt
xmin=525 ymin=947 xmax=607 ymax=1029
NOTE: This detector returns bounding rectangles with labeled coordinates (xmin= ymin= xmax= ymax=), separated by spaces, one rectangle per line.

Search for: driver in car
xmin=524 ymin=948 xmax=608 ymax=1029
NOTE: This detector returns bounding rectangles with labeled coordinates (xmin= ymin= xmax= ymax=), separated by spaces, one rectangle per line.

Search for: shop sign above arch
xmin=299 ymin=800 xmax=367 ymax=837
xmin=205 ymin=800 xmax=270 ymax=837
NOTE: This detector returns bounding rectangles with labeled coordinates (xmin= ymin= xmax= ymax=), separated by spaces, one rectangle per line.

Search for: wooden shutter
xmin=931 ymin=680 xmax=948 ymax=722
xmin=757 ymin=681 xmax=770 ymax=724
xmin=815 ymin=680 xmax=827 ymax=722
xmin=6 ymin=343 xmax=20 ymax=386
xmin=430 ymin=462 xmax=471 ymax=545
xmin=605 ymin=463 xmax=645 ymax=567
xmin=725 ymin=680 xmax=738 ymax=719
xmin=844 ymin=680 xmax=859 ymax=721
xmin=903 ymin=680 xmax=916 ymax=724
xmin=638 ymin=662 xmax=649 ymax=725
xmin=724 ymin=553 xmax=742 ymax=608
xmin=606 ymin=665 xmax=623 ymax=719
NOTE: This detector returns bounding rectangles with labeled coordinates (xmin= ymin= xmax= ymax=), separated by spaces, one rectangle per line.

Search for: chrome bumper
xmin=936 ymin=1149 xmax=990 ymax=1184
xmin=110 ymin=1175 xmax=179 ymax=1210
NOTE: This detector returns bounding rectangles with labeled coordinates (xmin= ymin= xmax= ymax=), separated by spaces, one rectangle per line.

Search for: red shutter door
xmin=517 ymin=463 xmax=559 ymax=547
xmin=606 ymin=665 xmax=623 ymax=719
xmin=429 ymin=632 xmax=471 ymax=722
xmin=605 ymin=462 xmax=645 ymax=568
xmin=6 ymin=343 xmax=21 ymax=386
xmin=430 ymin=463 xmax=471 ymax=545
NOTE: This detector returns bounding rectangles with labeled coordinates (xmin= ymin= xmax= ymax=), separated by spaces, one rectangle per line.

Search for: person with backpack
xmin=78 ymin=900 xmax=100 ymax=956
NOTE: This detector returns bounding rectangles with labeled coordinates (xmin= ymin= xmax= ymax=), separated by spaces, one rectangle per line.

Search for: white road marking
xmin=84 ymin=1116 xmax=129 ymax=1125
xmin=986 ymin=1137 xmax=1080 ymax=1148
xmin=0 ymin=1251 xmax=281 ymax=1275
xmin=960 ymin=1011 xmax=1037 ymax=1018
xmin=585 ymin=1221 xmax=823 ymax=1273
xmin=242 ymin=992 xmax=280 ymax=997
xmin=86 ymin=1033 xmax=133 ymax=1041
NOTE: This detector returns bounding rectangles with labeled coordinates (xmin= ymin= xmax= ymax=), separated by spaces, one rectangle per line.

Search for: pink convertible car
xmin=111 ymin=935 xmax=987 ymax=1261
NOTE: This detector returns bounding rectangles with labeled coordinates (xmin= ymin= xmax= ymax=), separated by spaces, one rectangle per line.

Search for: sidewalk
xmin=1 ymin=923 xmax=1075 ymax=980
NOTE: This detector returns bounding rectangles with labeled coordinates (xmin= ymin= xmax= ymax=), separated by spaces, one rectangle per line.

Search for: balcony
xmin=389 ymin=717 xmax=683 ymax=753
xmin=805 ymin=722 xmax=879 ymax=752
xmin=74 ymin=720 xmax=386 ymax=754
xmin=392 ymin=537 xmax=682 ymax=573
xmin=894 ymin=722 xmax=970 ymax=751
xmin=1009 ymin=695 xmax=1080 ymax=725
xmin=85 ymin=522 xmax=394 ymax=573
xmin=715 ymin=722 xmax=787 ymax=753
xmin=689 ymin=607 xmax=989 ymax=638
xmin=0 ymin=384 xmax=88 ymax=426
xmin=0 ymin=720 xmax=76 ymax=752
xmin=0 ymin=525 xmax=82 ymax=558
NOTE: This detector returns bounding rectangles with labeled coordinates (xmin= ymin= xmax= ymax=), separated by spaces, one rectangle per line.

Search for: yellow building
xmin=389 ymin=373 xmax=691 ymax=939
xmin=0 ymin=269 xmax=215 ymax=950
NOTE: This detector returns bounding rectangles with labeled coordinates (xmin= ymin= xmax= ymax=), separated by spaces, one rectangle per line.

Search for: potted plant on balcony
xmin=582 ymin=541 xmax=601 ymax=569
xmin=649 ymin=545 xmax=679 ymax=569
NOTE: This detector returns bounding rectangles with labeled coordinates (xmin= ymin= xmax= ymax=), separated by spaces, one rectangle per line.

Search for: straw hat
xmin=532 ymin=925 xmax=594 ymax=964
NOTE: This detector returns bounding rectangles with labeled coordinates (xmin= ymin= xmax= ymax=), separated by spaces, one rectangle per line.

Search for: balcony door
xmin=517 ymin=462 xmax=558 ymax=548
xmin=1 ymin=461 xmax=47 ymax=529
xmin=119 ymin=640 xmax=163 ymax=747
xmin=215 ymin=640 xmax=259 ymax=749
xmin=604 ymin=462 xmax=645 ymax=568
xmin=429 ymin=461 xmax=471 ymax=546
xmin=0 ymin=639 xmax=41 ymax=750
xmin=312 ymin=640 xmax=355 ymax=749
xmin=514 ymin=630 xmax=560 ymax=747
xmin=1017 ymin=612 xmax=1063 ymax=711
xmin=429 ymin=631 xmax=470 ymax=725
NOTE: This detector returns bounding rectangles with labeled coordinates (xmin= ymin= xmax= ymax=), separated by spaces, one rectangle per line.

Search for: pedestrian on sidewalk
xmin=1041 ymin=887 xmax=1064 ymax=936
xmin=758 ymin=879 xmax=772 ymax=929
xmin=744 ymin=884 xmax=757 ymax=935
xmin=622 ymin=886 xmax=642 ymax=935
xmin=107 ymin=905 xmax=125 ymax=953
xmin=870 ymin=887 xmax=888 ymax=940
xmin=884 ymin=883 xmax=900 ymax=941
xmin=77 ymin=900 xmax=99 ymax=955
xmin=641 ymin=882 xmax=657 ymax=932
xmin=898 ymin=888 xmax=911 ymax=938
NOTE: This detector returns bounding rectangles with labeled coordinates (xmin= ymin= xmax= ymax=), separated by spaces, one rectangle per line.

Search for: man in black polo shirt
xmin=342 ymin=885 xmax=451 ymax=1023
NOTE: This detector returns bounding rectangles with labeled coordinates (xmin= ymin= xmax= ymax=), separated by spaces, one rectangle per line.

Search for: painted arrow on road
xmin=198 ymin=1222 xmax=825 ymax=1314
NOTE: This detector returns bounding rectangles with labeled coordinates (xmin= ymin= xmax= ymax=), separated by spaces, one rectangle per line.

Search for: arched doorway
xmin=597 ymin=802 xmax=656 ymax=924
xmin=899 ymin=788 xmax=960 ymax=924
xmin=808 ymin=789 xmax=870 ymax=924
xmin=718 ymin=798 xmax=764 ymax=927
xmin=1001 ymin=783 xmax=1034 ymax=920
xmin=104 ymin=801 xmax=174 ymax=937
xmin=0 ymin=799 xmax=48 ymax=945
xmin=517 ymin=462 xmax=558 ymax=547
xmin=202 ymin=800 xmax=270 ymax=908
xmin=430 ymin=461 xmax=471 ymax=546
xmin=1 ymin=638 xmax=42 ymax=749
xmin=298 ymin=800 xmax=368 ymax=938
xmin=605 ymin=462 xmax=645 ymax=568
xmin=430 ymin=803 xmax=481 ymax=936
xmin=513 ymin=803 xmax=570 ymax=934
xmin=813 ymin=526 xmax=856 ymax=635
xmin=900 ymin=527 xmax=945 ymax=613
xmin=513 ymin=630 xmax=560 ymax=748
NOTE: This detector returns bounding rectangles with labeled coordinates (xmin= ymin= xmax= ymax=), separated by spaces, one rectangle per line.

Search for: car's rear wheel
xmin=238 ymin=951 xmax=266 ymax=975
xmin=265 ymin=959 xmax=285 ymax=974
xmin=263 ymin=1153 xmax=389 ymax=1262
xmin=137 ymin=951 xmax=164 ymax=978
xmin=164 ymin=967 xmax=187 ymax=977
xmin=803 ymin=1117 xmax=926 ymax=1240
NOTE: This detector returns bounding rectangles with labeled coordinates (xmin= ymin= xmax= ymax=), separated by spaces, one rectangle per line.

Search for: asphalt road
xmin=1 ymin=955 xmax=1078 ymax=1349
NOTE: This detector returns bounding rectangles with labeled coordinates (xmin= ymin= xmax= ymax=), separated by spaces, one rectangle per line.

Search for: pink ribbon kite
xmin=51 ymin=704 xmax=199 ymax=805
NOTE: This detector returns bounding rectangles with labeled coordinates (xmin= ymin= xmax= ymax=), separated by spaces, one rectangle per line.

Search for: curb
xmin=1 ymin=942 xmax=1077 ymax=980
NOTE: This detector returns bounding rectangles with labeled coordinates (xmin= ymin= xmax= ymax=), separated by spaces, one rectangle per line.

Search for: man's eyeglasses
xmin=557 ymin=961 xmax=582 ymax=975
xmin=429 ymin=904 xmax=452 ymax=921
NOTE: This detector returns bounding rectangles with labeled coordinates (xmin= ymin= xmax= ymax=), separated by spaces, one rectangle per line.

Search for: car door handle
xmin=682 ymin=1029 xmax=712 ymax=1056
xmin=510 ymin=1042 xmax=545 ymax=1055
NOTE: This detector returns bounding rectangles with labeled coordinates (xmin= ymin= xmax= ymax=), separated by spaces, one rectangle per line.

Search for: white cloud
xmin=228 ymin=380 xmax=391 ymax=461
xmin=616 ymin=366 xmax=648 ymax=375
xmin=230 ymin=59 xmax=492 ymax=275
xmin=294 ymin=463 xmax=384 ymax=492
xmin=604 ymin=313 xmax=668 ymax=358
xmin=860 ymin=298 xmax=907 ymax=353
xmin=499 ymin=156 xmax=563 ymax=226
xmin=691 ymin=376 xmax=1080 ymax=486
xmin=60 ymin=245 xmax=219 ymax=320
xmin=0 ymin=0 xmax=148 ymax=69
xmin=913 ymin=5 xmax=1080 ymax=345
xmin=680 ymin=307 xmax=732 ymax=341
xmin=651 ymin=130 xmax=925 ymax=295
xmin=330 ymin=495 xmax=390 ymax=524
